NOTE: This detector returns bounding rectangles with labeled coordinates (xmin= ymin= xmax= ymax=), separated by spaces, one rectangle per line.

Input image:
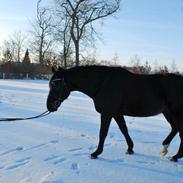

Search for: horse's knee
xmin=162 ymin=129 xmax=177 ymax=146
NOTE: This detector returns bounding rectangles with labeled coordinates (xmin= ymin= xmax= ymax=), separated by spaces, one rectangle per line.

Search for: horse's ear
xmin=52 ymin=66 xmax=56 ymax=73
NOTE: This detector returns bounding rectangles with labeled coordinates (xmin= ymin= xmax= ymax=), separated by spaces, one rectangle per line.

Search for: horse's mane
xmin=67 ymin=65 xmax=183 ymax=80
xmin=68 ymin=65 xmax=131 ymax=74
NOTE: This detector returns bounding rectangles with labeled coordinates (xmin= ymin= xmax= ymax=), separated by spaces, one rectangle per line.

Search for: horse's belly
xmin=121 ymin=101 xmax=165 ymax=117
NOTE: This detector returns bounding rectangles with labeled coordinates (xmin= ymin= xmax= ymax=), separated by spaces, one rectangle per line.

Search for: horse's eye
xmin=51 ymin=81 xmax=56 ymax=87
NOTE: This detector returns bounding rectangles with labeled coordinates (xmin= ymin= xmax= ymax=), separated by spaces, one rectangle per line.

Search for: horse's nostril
xmin=47 ymin=105 xmax=53 ymax=112
xmin=54 ymin=100 xmax=60 ymax=107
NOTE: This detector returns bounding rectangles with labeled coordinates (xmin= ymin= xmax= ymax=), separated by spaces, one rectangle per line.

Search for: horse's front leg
xmin=91 ymin=114 xmax=112 ymax=159
xmin=114 ymin=115 xmax=134 ymax=154
xmin=171 ymin=132 xmax=183 ymax=162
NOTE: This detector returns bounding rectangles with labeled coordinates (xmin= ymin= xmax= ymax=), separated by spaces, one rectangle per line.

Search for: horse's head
xmin=47 ymin=67 xmax=71 ymax=112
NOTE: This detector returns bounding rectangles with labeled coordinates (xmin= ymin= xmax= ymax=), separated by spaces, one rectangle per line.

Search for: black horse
xmin=47 ymin=65 xmax=183 ymax=162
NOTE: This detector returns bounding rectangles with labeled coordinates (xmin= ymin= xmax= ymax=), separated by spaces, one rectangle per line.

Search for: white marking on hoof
xmin=161 ymin=144 xmax=169 ymax=157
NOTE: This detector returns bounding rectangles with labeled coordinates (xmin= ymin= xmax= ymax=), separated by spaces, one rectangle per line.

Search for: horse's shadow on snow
xmin=95 ymin=153 xmax=183 ymax=177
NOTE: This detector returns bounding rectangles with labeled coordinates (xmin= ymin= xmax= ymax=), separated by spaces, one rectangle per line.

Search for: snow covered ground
xmin=0 ymin=79 xmax=183 ymax=183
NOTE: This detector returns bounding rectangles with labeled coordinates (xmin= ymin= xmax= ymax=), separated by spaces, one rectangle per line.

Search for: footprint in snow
xmin=44 ymin=155 xmax=60 ymax=162
xmin=68 ymin=147 xmax=82 ymax=152
xmin=71 ymin=163 xmax=80 ymax=174
xmin=26 ymin=140 xmax=58 ymax=151
xmin=72 ymin=152 xmax=88 ymax=157
xmin=136 ymin=160 xmax=148 ymax=165
xmin=6 ymin=158 xmax=30 ymax=170
xmin=50 ymin=140 xmax=59 ymax=144
xmin=16 ymin=157 xmax=32 ymax=163
xmin=42 ymin=179 xmax=64 ymax=183
xmin=26 ymin=143 xmax=46 ymax=151
xmin=80 ymin=134 xmax=86 ymax=137
xmin=68 ymin=147 xmax=89 ymax=157
xmin=109 ymin=133 xmax=115 ymax=138
xmin=0 ymin=146 xmax=23 ymax=156
xmin=136 ymin=160 xmax=157 ymax=165
xmin=44 ymin=155 xmax=66 ymax=165
xmin=54 ymin=158 xmax=67 ymax=165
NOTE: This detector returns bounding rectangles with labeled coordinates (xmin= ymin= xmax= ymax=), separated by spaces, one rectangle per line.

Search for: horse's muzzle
xmin=47 ymin=104 xmax=57 ymax=112
xmin=47 ymin=100 xmax=61 ymax=112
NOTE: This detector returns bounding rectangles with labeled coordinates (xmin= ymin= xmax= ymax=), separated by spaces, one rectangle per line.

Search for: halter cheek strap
xmin=51 ymin=78 xmax=64 ymax=82
xmin=49 ymin=77 xmax=70 ymax=102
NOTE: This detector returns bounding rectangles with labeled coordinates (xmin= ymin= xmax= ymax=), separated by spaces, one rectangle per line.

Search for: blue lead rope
xmin=0 ymin=110 xmax=51 ymax=122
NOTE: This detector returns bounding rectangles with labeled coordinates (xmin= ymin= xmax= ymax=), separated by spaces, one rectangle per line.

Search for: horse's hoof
xmin=170 ymin=156 xmax=178 ymax=162
xmin=90 ymin=153 xmax=98 ymax=159
xmin=126 ymin=149 xmax=134 ymax=155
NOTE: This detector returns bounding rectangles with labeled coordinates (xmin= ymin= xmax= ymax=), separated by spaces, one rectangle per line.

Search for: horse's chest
xmin=93 ymin=95 xmax=122 ymax=115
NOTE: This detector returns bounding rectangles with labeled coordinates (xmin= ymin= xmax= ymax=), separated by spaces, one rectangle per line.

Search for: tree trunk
xmin=75 ymin=40 xmax=79 ymax=67
xmin=63 ymin=45 xmax=67 ymax=69
xmin=39 ymin=48 xmax=43 ymax=64
xmin=39 ymin=33 xmax=44 ymax=64
xmin=17 ymin=47 xmax=20 ymax=62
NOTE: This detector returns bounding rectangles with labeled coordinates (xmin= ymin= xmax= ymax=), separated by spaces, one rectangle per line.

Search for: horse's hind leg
xmin=91 ymin=114 xmax=112 ymax=159
xmin=162 ymin=128 xmax=177 ymax=156
xmin=163 ymin=109 xmax=183 ymax=161
xmin=171 ymin=132 xmax=183 ymax=162
xmin=162 ymin=111 xmax=178 ymax=156
xmin=114 ymin=115 xmax=134 ymax=154
xmin=162 ymin=129 xmax=177 ymax=146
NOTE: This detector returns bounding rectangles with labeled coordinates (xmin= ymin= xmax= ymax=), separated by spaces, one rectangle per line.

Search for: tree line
xmin=0 ymin=0 xmax=180 ymax=78
xmin=0 ymin=49 xmax=180 ymax=79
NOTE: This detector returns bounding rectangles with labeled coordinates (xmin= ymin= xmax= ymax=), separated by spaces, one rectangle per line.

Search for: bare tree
xmin=112 ymin=52 xmax=119 ymax=65
xmin=55 ymin=0 xmax=121 ymax=66
xmin=170 ymin=60 xmax=178 ymax=73
xmin=143 ymin=61 xmax=151 ymax=74
xmin=9 ymin=31 xmax=26 ymax=62
xmin=1 ymin=40 xmax=14 ymax=62
xmin=2 ymin=48 xmax=12 ymax=62
xmin=153 ymin=60 xmax=159 ymax=73
xmin=30 ymin=0 xmax=53 ymax=64
xmin=130 ymin=54 xmax=141 ymax=67
xmin=53 ymin=5 xmax=73 ymax=68
xmin=1 ymin=31 xmax=26 ymax=62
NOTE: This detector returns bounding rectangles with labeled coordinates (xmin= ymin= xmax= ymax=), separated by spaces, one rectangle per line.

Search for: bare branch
xmin=54 ymin=0 xmax=121 ymax=66
xmin=29 ymin=0 xmax=53 ymax=64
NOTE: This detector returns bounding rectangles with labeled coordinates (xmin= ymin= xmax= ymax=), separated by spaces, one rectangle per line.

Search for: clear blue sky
xmin=0 ymin=0 xmax=183 ymax=70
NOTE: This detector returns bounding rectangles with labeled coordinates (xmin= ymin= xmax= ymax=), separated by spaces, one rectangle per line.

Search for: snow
xmin=0 ymin=79 xmax=183 ymax=183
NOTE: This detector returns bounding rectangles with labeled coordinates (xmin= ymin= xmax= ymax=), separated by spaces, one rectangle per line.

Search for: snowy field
xmin=0 ymin=79 xmax=183 ymax=183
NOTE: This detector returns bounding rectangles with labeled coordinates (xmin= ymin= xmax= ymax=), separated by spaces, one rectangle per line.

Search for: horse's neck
xmin=67 ymin=68 xmax=102 ymax=98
